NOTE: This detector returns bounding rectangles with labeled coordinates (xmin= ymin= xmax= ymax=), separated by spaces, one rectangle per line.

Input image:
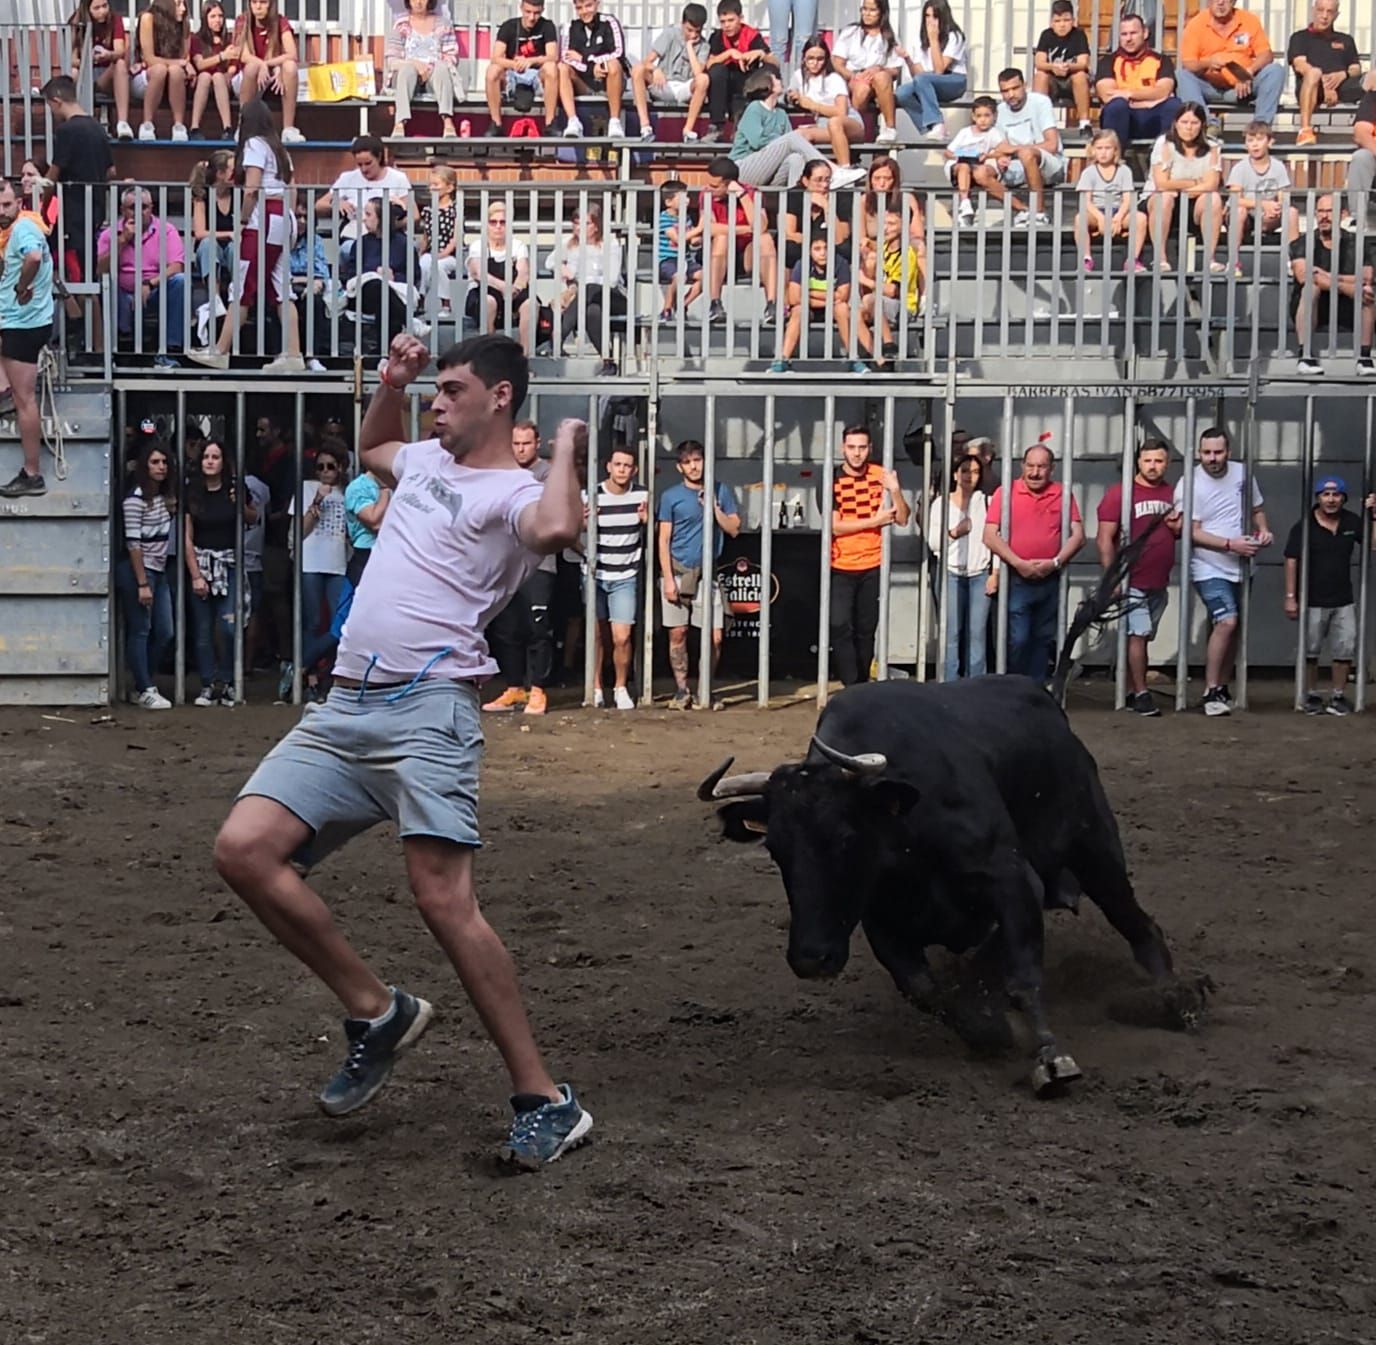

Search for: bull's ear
xmin=717 ymin=799 xmax=769 ymax=843
xmin=863 ymin=779 xmax=920 ymax=817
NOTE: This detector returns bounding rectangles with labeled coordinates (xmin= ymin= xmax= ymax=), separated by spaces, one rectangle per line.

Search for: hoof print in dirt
xmin=1107 ymin=974 xmax=1215 ymax=1032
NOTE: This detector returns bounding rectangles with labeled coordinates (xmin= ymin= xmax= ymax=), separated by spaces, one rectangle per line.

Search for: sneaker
xmin=318 ymin=988 xmax=434 ymax=1117
xmin=171 ymin=122 xmax=188 ymax=142
xmin=1032 ymin=211 xmax=1051 ymax=227
xmin=281 ymin=126 xmax=306 ymax=145
xmin=188 ymin=347 xmax=230 ymax=370
xmin=592 ymin=687 xmax=605 ymax=708
xmin=0 ymin=468 xmax=47 ymax=497
xmin=152 ymin=354 xmax=180 ymax=371
xmin=263 ymin=353 xmax=306 ymax=373
xmin=137 ymin=120 xmax=156 ymax=141
xmin=564 ymin=116 xmax=584 ymax=138
xmin=135 ymin=686 xmax=171 ymax=710
xmin=639 ymin=125 xmax=654 ymax=142
xmin=1202 ymin=685 xmax=1231 ymax=716
xmin=704 ymin=123 xmax=724 ymax=142
xmin=1298 ymin=357 xmax=1324 ymax=376
xmin=769 ymin=358 xmax=792 ymax=373
xmin=498 ymin=1083 xmax=593 ymax=1170
xmin=482 ymin=686 xmax=528 ymax=712
xmin=1327 ymin=691 xmax=1352 ymax=716
xmin=1127 ymin=690 xmax=1160 ymax=717
xmin=216 ymin=682 xmax=236 ymax=706
xmin=682 ymin=128 xmax=700 ymax=142
xmin=1358 ymin=357 xmax=1376 ymax=376
xmin=1296 ymin=127 xmax=1318 ymax=147
xmin=830 ymin=165 xmax=866 ymax=190
xmin=1302 ymin=691 xmax=1326 ymax=715
xmin=875 ymin=120 xmax=897 ymax=144
xmin=669 ymin=687 xmax=693 ymax=710
xmin=0 ymin=387 xmax=15 ymax=414
xmin=613 ymin=686 xmax=635 ymax=710
xmin=606 ymin=116 xmax=625 ymax=138
xmin=1013 ymin=210 xmax=1031 ymax=228
xmin=306 ymin=357 xmax=327 ymax=373
xmin=194 ymin=684 xmax=217 ymax=707
xmin=707 ymin=299 xmax=727 ymax=325
xmin=485 ymin=122 xmax=505 ymax=137
xmin=410 ymin=317 xmax=432 ymax=339
xmin=188 ymin=127 xmax=205 ymax=140
xmin=115 ymin=119 xmax=134 ymax=140
xmin=658 ymin=307 xmax=674 ymax=323
xmin=849 ymin=360 xmax=870 ymax=375
xmin=524 ymin=686 xmax=548 ymax=715
xmin=957 ymin=199 xmax=975 ymax=226
xmin=1077 ymin=119 xmax=1092 ymax=134
xmin=276 ymin=661 xmax=294 ymax=702
xmin=927 ymin=121 xmax=949 ymax=141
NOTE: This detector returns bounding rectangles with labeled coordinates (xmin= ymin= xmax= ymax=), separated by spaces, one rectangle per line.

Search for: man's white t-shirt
xmin=1174 ymin=460 xmax=1263 ymax=582
xmin=241 ymin=135 xmax=290 ymax=236
xmin=333 ymin=439 xmax=545 ymax=682
xmin=291 ymin=482 xmax=349 ymax=576
xmin=997 ymin=90 xmax=1060 ymax=152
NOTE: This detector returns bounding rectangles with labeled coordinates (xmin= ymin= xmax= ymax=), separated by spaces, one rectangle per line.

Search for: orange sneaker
xmin=482 ymin=686 xmax=528 ymax=712
xmin=524 ymin=686 xmax=548 ymax=715
xmin=1296 ymin=128 xmax=1318 ymax=147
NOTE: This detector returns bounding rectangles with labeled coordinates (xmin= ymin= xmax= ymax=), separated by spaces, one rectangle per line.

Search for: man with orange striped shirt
xmin=828 ymin=424 xmax=909 ymax=686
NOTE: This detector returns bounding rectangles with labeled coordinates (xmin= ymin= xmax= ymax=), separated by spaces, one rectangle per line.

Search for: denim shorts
xmin=238 ymin=678 xmax=484 ymax=868
xmin=1126 ymin=586 xmax=1168 ymax=639
xmin=1307 ymin=604 xmax=1356 ymax=661
xmin=595 ymin=575 xmax=639 ymax=624
xmin=1194 ymin=577 xmax=1240 ymax=623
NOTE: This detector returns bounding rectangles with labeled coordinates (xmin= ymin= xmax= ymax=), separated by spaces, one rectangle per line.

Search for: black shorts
xmin=0 ymin=323 xmax=52 ymax=365
xmin=1047 ymin=73 xmax=1083 ymax=104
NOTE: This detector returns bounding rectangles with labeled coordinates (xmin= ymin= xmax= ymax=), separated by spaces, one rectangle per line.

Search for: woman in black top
xmin=784 ymin=158 xmax=852 ymax=269
xmin=342 ymin=199 xmax=421 ymax=354
xmin=184 ymin=438 xmax=246 ymax=705
xmin=189 ymin=148 xmax=236 ymax=286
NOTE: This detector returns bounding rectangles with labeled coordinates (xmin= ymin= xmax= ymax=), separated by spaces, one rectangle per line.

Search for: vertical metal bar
xmin=173 ymin=390 xmax=186 ymax=706
xmin=1294 ymin=395 xmax=1316 ymax=711
xmin=996 ymin=393 xmax=1014 ymax=674
xmin=1115 ymin=396 xmax=1136 ymax=711
xmin=640 ymin=380 xmax=661 ymax=708
xmin=817 ymin=393 xmax=837 ymax=707
xmin=1057 ymin=394 xmax=1075 ymax=658
xmin=935 ymin=392 xmax=954 ymax=682
xmin=233 ymin=390 xmax=245 ymax=704
xmin=1358 ymin=395 xmax=1373 ymax=713
xmin=877 ymin=398 xmax=895 ymax=680
xmin=758 ymin=392 xmax=775 ymax=707
xmin=112 ymin=385 xmax=126 ymax=703
xmin=292 ymin=391 xmax=304 ymax=705
xmin=583 ymin=391 xmax=600 ymax=708
xmin=698 ymin=392 xmax=717 ymax=709
xmin=915 ymin=411 xmax=932 ymax=681
xmin=1176 ymin=396 xmax=1198 ymax=712
xmin=1237 ymin=382 xmax=1257 ymax=710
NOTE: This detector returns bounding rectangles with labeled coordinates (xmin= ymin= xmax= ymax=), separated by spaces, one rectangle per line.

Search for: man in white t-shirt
xmin=214 ymin=332 xmax=593 ymax=1170
xmin=974 ymin=67 xmax=1065 ymax=226
xmin=1172 ymin=425 xmax=1273 ymax=716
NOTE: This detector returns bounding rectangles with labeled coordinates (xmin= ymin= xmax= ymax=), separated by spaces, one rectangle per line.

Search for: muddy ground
xmin=1 ymin=686 xmax=1373 ymax=1344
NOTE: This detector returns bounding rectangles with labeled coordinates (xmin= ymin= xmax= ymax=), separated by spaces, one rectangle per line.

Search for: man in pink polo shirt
xmin=983 ymin=441 xmax=1084 ymax=679
xmin=96 ymin=185 xmax=187 ymax=360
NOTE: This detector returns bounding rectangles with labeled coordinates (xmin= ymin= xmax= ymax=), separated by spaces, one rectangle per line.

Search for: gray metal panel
xmin=0 ymin=597 xmax=109 ymax=673
xmin=0 ymin=519 xmax=110 ymax=594
xmin=0 ymin=676 xmax=110 ymax=707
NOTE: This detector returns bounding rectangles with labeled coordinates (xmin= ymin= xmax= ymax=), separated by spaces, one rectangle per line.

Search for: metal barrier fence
xmin=37 ymin=180 xmax=1376 ymax=376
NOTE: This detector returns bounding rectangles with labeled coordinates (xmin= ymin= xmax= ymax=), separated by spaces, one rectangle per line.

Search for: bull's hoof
xmin=1030 ymin=1052 xmax=1082 ymax=1098
xmin=1108 ymin=974 xmax=1215 ymax=1032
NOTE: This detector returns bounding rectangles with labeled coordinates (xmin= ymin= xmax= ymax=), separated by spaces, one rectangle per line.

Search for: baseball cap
xmin=139 ymin=417 xmax=157 ymax=435
xmin=1314 ymin=475 xmax=1347 ymax=496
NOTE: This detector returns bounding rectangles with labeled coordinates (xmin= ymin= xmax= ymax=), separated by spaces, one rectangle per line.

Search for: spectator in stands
xmin=859 ymin=155 xmax=926 ymax=261
xmin=656 ymin=180 xmax=703 ymax=319
xmin=944 ymin=94 xmax=1001 ymax=224
xmin=783 ymin=159 xmax=851 ymax=268
xmin=314 ymin=135 xmax=415 ymax=269
xmin=975 ymin=67 xmax=1064 ymax=226
xmin=69 ymin=0 xmax=134 ymax=140
xmin=787 ymin=35 xmax=864 ymax=166
xmin=858 ymin=205 xmax=919 ymax=359
xmin=41 ymin=77 xmax=115 ymax=286
xmin=929 ymin=452 xmax=991 ymax=679
xmin=96 ymin=186 xmax=186 ymax=369
xmin=1075 ymin=129 xmax=1147 ymax=273
xmin=983 ymin=442 xmax=1084 ymax=680
xmin=230 ymin=0 xmax=304 ymax=144
xmin=0 ymin=181 xmax=55 ymax=500
xmin=284 ymin=444 xmax=349 ymax=702
xmin=116 ymin=441 xmax=176 ymax=707
xmin=632 ymin=3 xmax=710 ymax=142
xmin=387 ymin=0 xmax=463 ymax=140
xmin=191 ymin=98 xmax=303 ymax=373
xmin=1095 ymin=439 xmax=1181 ymax=717
xmin=1288 ymin=0 xmax=1368 ymax=146
xmin=1173 ymin=425 xmax=1270 ymax=715
xmin=559 ymin=0 xmax=629 ymax=139
xmin=1095 ymin=13 xmax=1181 ymax=148
xmin=418 ymin=166 xmax=459 ymax=314
xmin=344 ymin=462 xmax=389 ymax=587
xmin=189 ymin=1 xmax=238 ymax=139
xmin=189 ymin=149 xmax=236 ymax=288
xmin=131 ymin=0 xmax=194 ymax=141
xmin=243 ymin=454 xmax=271 ymax=666
xmin=1290 ymin=192 xmax=1376 ymax=376
xmin=1147 ymin=101 xmax=1223 ymax=273
xmin=486 ymin=0 xmax=560 ymax=135
xmin=466 ymin=199 xmax=537 ymax=353
xmin=1227 ymin=120 xmax=1299 ymax=273
xmin=831 ymin=0 xmax=907 ymax=146
xmin=731 ymin=68 xmax=854 ymax=189
xmin=771 ymin=231 xmax=869 ymax=374
xmin=1177 ymin=0 xmax=1284 ymax=134
xmin=342 ymin=200 xmax=424 ymax=353
xmin=558 ymin=204 xmax=624 ymax=375
xmin=1033 ymin=0 xmax=1091 ymax=135
xmin=825 ymin=424 xmax=908 ymax=685
xmin=705 ymin=0 xmax=776 ymax=140
xmin=894 ymin=0 xmax=968 ymax=140
xmin=289 ymin=201 xmax=330 ymax=366
xmin=589 ymin=446 xmax=648 ymax=710
xmin=18 ymin=158 xmax=80 ymax=340
xmin=1344 ymin=78 xmax=1376 ymax=217
xmin=1284 ymin=474 xmax=1362 ymax=714
xmin=700 ymin=156 xmax=779 ymax=324
xmin=184 ymin=437 xmax=242 ymax=706
xmin=658 ymin=438 xmax=741 ymax=708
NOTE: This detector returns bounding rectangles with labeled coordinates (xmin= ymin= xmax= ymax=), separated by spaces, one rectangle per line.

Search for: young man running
xmin=214 ymin=332 xmax=593 ymax=1169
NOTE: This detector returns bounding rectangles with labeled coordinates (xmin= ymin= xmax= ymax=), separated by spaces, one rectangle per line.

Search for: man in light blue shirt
xmin=973 ymin=67 xmax=1066 ymax=228
xmin=0 ymin=179 xmax=55 ymax=498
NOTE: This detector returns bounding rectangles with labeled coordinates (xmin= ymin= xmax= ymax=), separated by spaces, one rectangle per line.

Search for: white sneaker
xmin=682 ymin=128 xmax=699 ymax=142
xmin=1032 ymin=211 xmax=1051 ymax=227
xmin=957 ymin=199 xmax=975 ymax=225
xmin=875 ymin=120 xmax=897 ymax=144
xmin=564 ymin=116 xmax=583 ymax=138
xmin=410 ymin=317 xmax=432 ymax=339
xmin=927 ymin=121 xmax=948 ymax=141
xmin=194 ymin=686 xmax=216 ymax=707
xmin=606 ymin=117 xmax=625 ymax=138
xmin=639 ymin=126 xmax=654 ymax=141
xmin=306 ymin=357 xmax=327 ymax=372
xmin=281 ymin=126 xmax=305 ymax=144
xmin=137 ymin=121 xmax=156 ymax=141
xmin=115 ymin=119 xmax=133 ymax=140
xmin=263 ymin=353 xmax=306 ymax=373
xmin=136 ymin=687 xmax=171 ymax=710
xmin=613 ymin=686 xmax=635 ymax=711
xmin=188 ymin=347 xmax=229 ymax=369
xmin=171 ymin=122 xmax=188 ymax=142
xmin=830 ymin=165 xmax=867 ymax=190
xmin=592 ymin=688 xmax=605 ymax=708
xmin=1013 ymin=209 xmax=1031 ymax=228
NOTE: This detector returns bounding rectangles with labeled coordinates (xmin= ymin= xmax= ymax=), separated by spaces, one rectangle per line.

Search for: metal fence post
xmin=698 ymin=392 xmax=717 ymax=710
xmin=234 ymin=391 xmax=245 ymax=704
xmin=583 ymin=391 xmax=600 ymax=710
xmin=291 ymin=391 xmax=304 ymax=705
xmin=758 ymin=393 xmax=776 ymax=707
xmin=1176 ymin=397 xmax=1198 ymax=713
xmin=996 ymin=393 xmax=1014 ymax=675
xmin=1237 ymin=375 xmax=1259 ymax=710
xmin=1358 ymin=396 xmax=1374 ymax=714
xmin=817 ymin=393 xmax=837 ymax=707
xmin=1115 ymin=396 xmax=1137 ymax=711
xmin=1294 ymin=395 xmax=1316 ymax=711
xmin=173 ymin=389 xmax=186 ymax=706
xmin=915 ymin=407 xmax=931 ymax=682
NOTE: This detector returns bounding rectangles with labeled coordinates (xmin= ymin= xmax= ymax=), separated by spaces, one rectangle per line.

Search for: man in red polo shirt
xmin=984 ymin=442 xmax=1084 ymax=679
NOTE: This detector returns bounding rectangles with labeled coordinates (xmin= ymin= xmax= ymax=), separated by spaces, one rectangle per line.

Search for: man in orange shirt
xmin=1177 ymin=0 xmax=1285 ymax=130
xmin=983 ymin=443 xmax=1084 ymax=680
xmin=828 ymin=424 xmax=909 ymax=686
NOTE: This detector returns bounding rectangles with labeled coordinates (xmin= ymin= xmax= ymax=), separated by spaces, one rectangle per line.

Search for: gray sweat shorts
xmin=238 ymin=678 xmax=484 ymax=868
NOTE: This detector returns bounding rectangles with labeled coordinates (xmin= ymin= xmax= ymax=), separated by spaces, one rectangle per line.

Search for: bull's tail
xmin=1050 ymin=515 xmax=1168 ymax=706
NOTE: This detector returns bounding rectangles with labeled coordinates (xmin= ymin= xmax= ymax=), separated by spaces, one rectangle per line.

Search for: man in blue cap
xmin=1283 ymin=473 xmax=1363 ymax=714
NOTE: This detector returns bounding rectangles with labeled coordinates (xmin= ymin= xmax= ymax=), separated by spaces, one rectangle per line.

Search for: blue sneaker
xmin=276 ymin=660 xmax=294 ymax=702
xmin=318 ymin=987 xmax=434 ymax=1116
xmin=498 ymin=1084 xmax=593 ymax=1169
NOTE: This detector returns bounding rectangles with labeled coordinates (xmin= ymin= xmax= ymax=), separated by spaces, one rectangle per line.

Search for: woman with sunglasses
xmin=283 ymin=445 xmax=349 ymax=701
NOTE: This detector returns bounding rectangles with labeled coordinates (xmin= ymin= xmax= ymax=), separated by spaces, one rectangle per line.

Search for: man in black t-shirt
xmin=40 ymin=76 xmax=114 ymax=281
xmin=1287 ymin=0 xmax=1367 ymax=145
xmin=1033 ymin=0 xmax=1091 ymax=132
xmin=705 ymin=0 xmax=774 ymax=136
xmin=1288 ymin=192 xmax=1376 ymax=374
xmin=486 ymin=0 xmax=561 ymax=132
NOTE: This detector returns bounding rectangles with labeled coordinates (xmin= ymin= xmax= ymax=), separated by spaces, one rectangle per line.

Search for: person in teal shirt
xmin=729 ymin=67 xmax=864 ymax=189
xmin=0 ymin=179 xmax=56 ymax=498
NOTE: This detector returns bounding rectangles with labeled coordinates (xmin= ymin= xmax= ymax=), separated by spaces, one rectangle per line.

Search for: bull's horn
xmin=697 ymin=757 xmax=773 ymax=801
xmin=810 ymin=736 xmax=888 ymax=776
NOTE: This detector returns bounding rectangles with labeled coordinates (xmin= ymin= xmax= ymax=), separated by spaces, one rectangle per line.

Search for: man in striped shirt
xmin=591 ymin=445 xmax=648 ymax=709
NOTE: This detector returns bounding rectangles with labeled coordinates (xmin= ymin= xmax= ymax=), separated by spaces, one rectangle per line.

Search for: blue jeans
xmin=301 ymin=570 xmax=346 ymax=671
xmin=116 ymin=273 xmax=187 ymax=350
xmin=1098 ymin=96 xmax=1181 ymax=145
xmin=895 ymin=71 xmax=967 ymax=131
xmin=1007 ymin=574 xmax=1060 ymax=680
xmin=945 ymin=573 xmax=990 ymax=680
xmin=115 ymin=559 xmax=174 ymax=692
xmin=190 ymin=570 xmax=239 ymax=685
xmin=1174 ymin=63 xmax=1284 ymax=126
xmin=195 ymin=236 xmax=236 ymax=283
xmin=766 ymin=0 xmax=818 ymax=64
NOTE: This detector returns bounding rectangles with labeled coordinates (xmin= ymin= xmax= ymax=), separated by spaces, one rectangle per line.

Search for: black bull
xmin=699 ymin=676 xmax=1208 ymax=1095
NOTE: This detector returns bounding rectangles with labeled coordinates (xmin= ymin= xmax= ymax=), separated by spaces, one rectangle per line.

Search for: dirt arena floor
xmin=2 ymin=684 xmax=1373 ymax=1345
